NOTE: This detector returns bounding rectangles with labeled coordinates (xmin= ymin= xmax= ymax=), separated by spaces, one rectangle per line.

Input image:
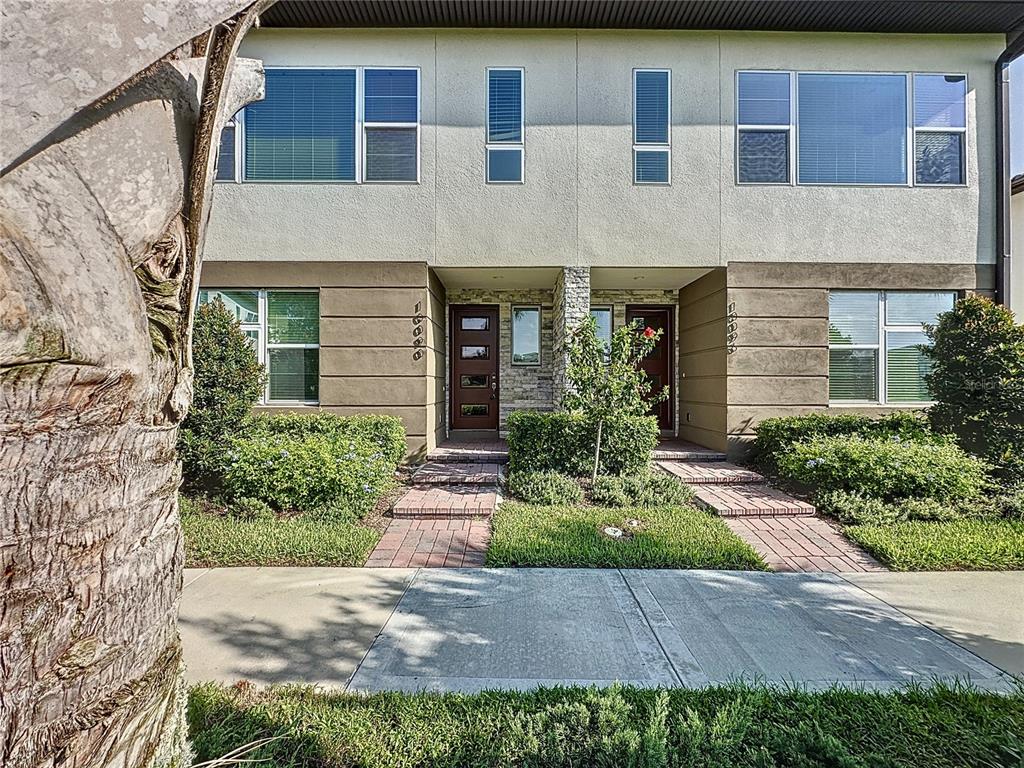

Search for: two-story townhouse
xmin=201 ymin=0 xmax=1024 ymax=458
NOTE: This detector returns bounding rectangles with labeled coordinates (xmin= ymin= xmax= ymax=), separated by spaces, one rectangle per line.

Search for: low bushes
xmin=592 ymin=473 xmax=693 ymax=508
xmin=753 ymin=411 xmax=937 ymax=471
xmin=224 ymin=427 xmax=394 ymax=515
xmin=506 ymin=471 xmax=583 ymax=506
xmin=776 ymin=435 xmax=988 ymax=504
xmin=506 ymin=410 xmax=658 ymax=477
xmin=248 ymin=412 xmax=407 ymax=468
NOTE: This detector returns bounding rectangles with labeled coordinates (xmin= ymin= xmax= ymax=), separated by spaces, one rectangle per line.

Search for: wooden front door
xmin=626 ymin=306 xmax=673 ymax=431
xmin=451 ymin=305 xmax=500 ymax=430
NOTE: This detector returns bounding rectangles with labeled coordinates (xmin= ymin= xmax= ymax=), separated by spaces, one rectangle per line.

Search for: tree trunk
xmin=592 ymin=419 xmax=604 ymax=483
xmin=1 ymin=3 xmax=269 ymax=765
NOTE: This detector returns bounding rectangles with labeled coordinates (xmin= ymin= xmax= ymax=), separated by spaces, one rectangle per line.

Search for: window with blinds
xmin=633 ymin=69 xmax=670 ymax=184
xmin=828 ymin=291 xmax=954 ymax=403
xmin=913 ymin=74 xmax=967 ymax=185
xmin=198 ymin=288 xmax=320 ymax=404
xmin=363 ymin=68 xmax=419 ymax=182
xmin=736 ymin=71 xmax=791 ymax=184
xmin=244 ymin=69 xmax=357 ymax=182
xmin=215 ymin=116 xmax=239 ymax=182
xmin=486 ymin=68 xmax=524 ymax=183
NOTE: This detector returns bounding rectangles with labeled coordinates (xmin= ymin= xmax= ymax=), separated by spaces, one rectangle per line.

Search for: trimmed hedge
xmin=507 ymin=471 xmax=583 ymax=506
xmin=224 ymin=430 xmax=393 ymax=515
xmin=249 ymin=412 xmax=407 ymax=467
xmin=753 ymin=411 xmax=938 ymax=470
xmin=776 ymin=435 xmax=988 ymax=504
xmin=506 ymin=410 xmax=658 ymax=477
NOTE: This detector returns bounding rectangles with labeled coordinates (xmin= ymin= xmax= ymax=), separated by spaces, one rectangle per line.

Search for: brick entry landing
xmin=726 ymin=516 xmax=883 ymax=573
xmin=366 ymin=518 xmax=491 ymax=568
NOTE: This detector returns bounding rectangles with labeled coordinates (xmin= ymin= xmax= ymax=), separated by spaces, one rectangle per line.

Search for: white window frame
xmin=214 ymin=112 xmax=244 ymax=183
xmin=734 ymin=70 xmax=795 ymax=186
xmin=361 ymin=66 xmax=421 ymax=184
xmin=200 ymin=288 xmax=320 ymax=405
xmin=828 ymin=290 xmax=955 ymax=406
xmin=510 ymin=305 xmax=542 ymax=366
xmin=736 ymin=70 xmax=968 ymax=189
xmin=912 ymin=73 xmax=969 ymax=188
xmin=590 ymin=305 xmax=614 ymax=357
xmin=632 ymin=68 xmax=671 ymax=185
xmin=485 ymin=66 xmax=525 ymax=184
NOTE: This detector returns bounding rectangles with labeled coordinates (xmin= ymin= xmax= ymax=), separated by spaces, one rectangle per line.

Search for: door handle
xmin=490 ymin=376 xmax=498 ymax=399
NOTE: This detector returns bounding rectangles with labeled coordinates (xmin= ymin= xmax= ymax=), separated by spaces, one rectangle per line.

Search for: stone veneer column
xmin=552 ymin=266 xmax=591 ymax=406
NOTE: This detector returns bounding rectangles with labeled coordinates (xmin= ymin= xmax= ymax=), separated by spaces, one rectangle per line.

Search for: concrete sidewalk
xmin=180 ymin=567 xmax=1022 ymax=692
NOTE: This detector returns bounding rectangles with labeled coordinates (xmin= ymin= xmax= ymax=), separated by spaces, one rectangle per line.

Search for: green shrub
xmin=179 ymin=299 xmax=266 ymax=487
xmin=592 ymin=473 xmax=694 ymax=508
xmin=777 ymin=435 xmax=988 ymax=503
xmin=507 ymin=471 xmax=583 ymax=506
xmin=249 ymin=412 xmax=407 ymax=467
xmin=224 ymin=431 xmax=392 ymax=514
xmin=753 ymin=411 xmax=937 ymax=471
xmin=506 ymin=410 xmax=658 ymax=477
xmin=925 ymin=294 xmax=1024 ymax=482
xmin=229 ymin=497 xmax=275 ymax=521
xmin=817 ymin=490 xmax=961 ymax=525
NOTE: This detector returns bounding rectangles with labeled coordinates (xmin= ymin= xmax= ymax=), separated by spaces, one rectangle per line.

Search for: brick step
xmin=652 ymin=442 xmax=727 ymax=462
xmin=657 ymin=460 xmax=764 ymax=485
xmin=391 ymin=485 xmax=499 ymax=518
xmin=426 ymin=447 xmax=509 ymax=465
xmin=411 ymin=462 xmax=502 ymax=485
xmin=692 ymin=484 xmax=815 ymax=518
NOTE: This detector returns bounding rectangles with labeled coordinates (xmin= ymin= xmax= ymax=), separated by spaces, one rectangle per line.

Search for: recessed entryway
xmin=627 ymin=305 xmax=674 ymax=431
xmin=450 ymin=305 xmax=500 ymax=431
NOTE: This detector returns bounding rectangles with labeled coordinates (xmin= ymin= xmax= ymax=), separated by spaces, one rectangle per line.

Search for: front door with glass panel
xmin=451 ymin=306 xmax=500 ymax=430
xmin=627 ymin=306 xmax=673 ymax=431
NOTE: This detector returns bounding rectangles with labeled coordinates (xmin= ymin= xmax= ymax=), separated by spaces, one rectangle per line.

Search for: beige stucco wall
xmin=205 ymin=28 xmax=1002 ymax=270
xmin=1012 ymin=190 xmax=1024 ymax=319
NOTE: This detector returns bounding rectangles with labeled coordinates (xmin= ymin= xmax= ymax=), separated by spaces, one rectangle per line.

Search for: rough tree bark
xmin=1 ymin=2 xmax=270 ymax=765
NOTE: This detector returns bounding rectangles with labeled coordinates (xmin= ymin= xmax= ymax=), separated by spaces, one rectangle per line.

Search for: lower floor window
xmin=828 ymin=290 xmax=955 ymax=404
xmin=199 ymin=288 xmax=320 ymax=404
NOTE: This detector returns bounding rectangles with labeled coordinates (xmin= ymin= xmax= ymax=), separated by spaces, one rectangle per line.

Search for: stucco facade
xmin=200 ymin=26 xmax=1008 ymax=456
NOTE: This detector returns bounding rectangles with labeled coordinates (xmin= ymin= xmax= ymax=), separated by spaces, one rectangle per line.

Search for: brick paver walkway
xmin=692 ymin=483 xmax=816 ymax=517
xmin=391 ymin=485 xmax=499 ymax=517
xmin=411 ymin=461 xmax=501 ymax=485
xmin=726 ymin=516 xmax=883 ymax=573
xmin=658 ymin=460 xmax=764 ymax=485
xmin=366 ymin=518 xmax=491 ymax=568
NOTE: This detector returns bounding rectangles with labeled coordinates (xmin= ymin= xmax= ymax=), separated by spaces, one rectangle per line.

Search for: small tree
xmin=924 ymin=294 xmax=1024 ymax=483
xmin=562 ymin=316 xmax=666 ymax=481
xmin=179 ymin=298 xmax=267 ymax=487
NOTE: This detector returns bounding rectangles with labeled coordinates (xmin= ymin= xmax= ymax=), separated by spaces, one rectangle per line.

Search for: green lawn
xmin=189 ymin=681 xmax=1023 ymax=768
xmin=486 ymin=503 xmax=766 ymax=569
xmin=845 ymin=518 xmax=1024 ymax=571
xmin=182 ymin=512 xmax=380 ymax=567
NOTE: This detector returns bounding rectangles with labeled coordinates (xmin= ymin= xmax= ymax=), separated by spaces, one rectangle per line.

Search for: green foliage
xmin=753 ymin=411 xmax=937 ymax=471
xmin=188 ymin=680 xmax=1024 ymax=768
xmin=507 ymin=471 xmax=583 ymax=506
xmin=817 ymin=490 xmax=963 ymax=526
xmin=592 ymin=473 xmax=694 ymax=508
xmin=562 ymin=316 xmax=667 ymax=479
xmin=925 ymin=294 xmax=1024 ymax=482
xmin=487 ymin=502 xmax=766 ymax=569
xmin=223 ymin=430 xmax=392 ymax=514
xmin=249 ymin=412 xmax=407 ymax=467
xmin=506 ymin=410 xmax=658 ymax=477
xmin=846 ymin=519 xmax=1024 ymax=571
xmin=776 ymin=435 xmax=988 ymax=504
xmin=181 ymin=507 xmax=380 ymax=567
xmin=179 ymin=299 xmax=266 ymax=487
xmin=229 ymin=497 xmax=275 ymax=521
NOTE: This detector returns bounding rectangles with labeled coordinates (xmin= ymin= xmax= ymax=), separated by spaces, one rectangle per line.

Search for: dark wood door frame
xmin=626 ymin=305 xmax=674 ymax=432
xmin=450 ymin=304 xmax=500 ymax=431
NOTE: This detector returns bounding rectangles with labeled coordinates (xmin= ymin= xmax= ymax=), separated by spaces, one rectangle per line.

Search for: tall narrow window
xmin=363 ymin=68 xmax=419 ymax=182
xmin=633 ymin=69 xmax=670 ymax=184
xmin=197 ymin=289 xmax=320 ymax=404
xmin=590 ymin=307 xmax=613 ymax=350
xmin=215 ymin=115 xmax=239 ymax=182
xmin=245 ymin=69 xmax=357 ymax=182
xmin=511 ymin=306 xmax=540 ymax=365
xmin=797 ymin=73 xmax=908 ymax=185
xmin=914 ymin=74 xmax=967 ymax=185
xmin=828 ymin=291 xmax=954 ymax=404
xmin=736 ymin=72 xmax=791 ymax=184
xmin=487 ymin=68 xmax=524 ymax=183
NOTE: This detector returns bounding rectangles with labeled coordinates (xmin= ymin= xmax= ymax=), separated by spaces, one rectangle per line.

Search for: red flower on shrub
xmin=643 ymin=327 xmax=656 ymax=339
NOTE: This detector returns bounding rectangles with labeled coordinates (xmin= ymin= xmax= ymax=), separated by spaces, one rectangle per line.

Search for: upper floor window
xmin=215 ymin=115 xmax=240 ymax=182
xmin=736 ymin=71 xmax=967 ymax=187
xmin=217 ymin=67 xmax=418 ymax=184
xmin=914 ymin=74 xmax=967 ymax=185
xmin=487 ymin=68 xmax=524 ymax=183
xmin=828 ymin=290 xmax=955 ymax=404
xmin=198 ymin=289 xmax=320 ymax=404
xmin=633 ymin=69 xmax=670 ymax=184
